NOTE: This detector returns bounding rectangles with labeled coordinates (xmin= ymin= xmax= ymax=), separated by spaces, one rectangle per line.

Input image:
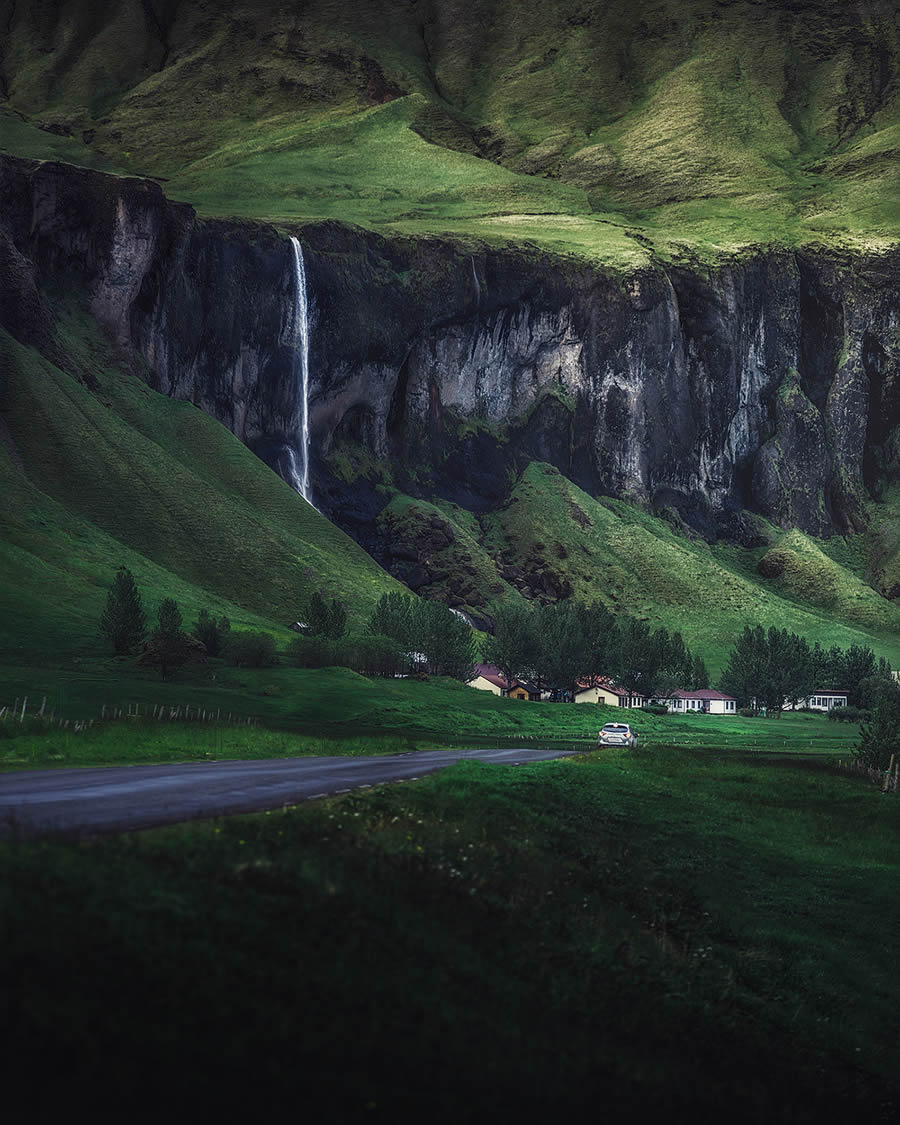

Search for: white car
xmin=597 ymin=722 xmax=638 ymax=748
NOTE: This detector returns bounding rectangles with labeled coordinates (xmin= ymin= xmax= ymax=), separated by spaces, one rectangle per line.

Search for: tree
xmin=576 ymin=603 xmax=622 ymax=690
xmin=720 ymin=625 xmax=768 ymax=709
xmin=781 ymin=631 xmax=814 ymax=713
xmin=530 ymin=602 xmax=590 ymax=697
xmin=100 ymin=567 xmax=147 ymax=655
xmin=843 ymin=644 xmax=881 ymax=706
xmin=618 ymin=619 xmax=660 ymax=696
xmin=194 ymin=609 xmax=230 ymax=657
xmin=368 ymin=592 xmax=416 ymax=649
xmin=483 ymin=602 xmax=534 ymax=690
xmin=416 ymin=600 xmax=476 ymax=680
xmin=152 ymin=598 xmax=188 ymax=680
xmin=691 ymin=654 xmax=709 ymax=690
xmin=857 ymin=696 xmax=900 ymax=771
xmin=327 ymin=599 xmax=348 ymax=640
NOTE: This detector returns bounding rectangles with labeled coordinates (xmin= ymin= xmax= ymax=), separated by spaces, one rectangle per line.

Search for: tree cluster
xmin=719 ymin=626 xmax=892 ymax=715
xmin=482 ymin=601 xmax=705 ymax=698
xmin=366 ymin=592 xmax=475 ymax=680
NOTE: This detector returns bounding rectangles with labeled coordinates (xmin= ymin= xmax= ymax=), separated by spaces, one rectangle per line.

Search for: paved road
xmin=0 ymin=747 xmax=579 ymax=837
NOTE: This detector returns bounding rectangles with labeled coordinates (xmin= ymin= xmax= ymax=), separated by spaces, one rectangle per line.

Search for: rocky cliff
xmin=2 ymin=153 xmax=898 ymax=549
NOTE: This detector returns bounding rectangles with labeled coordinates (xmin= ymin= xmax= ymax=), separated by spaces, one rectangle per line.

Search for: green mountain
xmin=2 ymin=0 xmax=898 ymax=261
xmin=0 ymin=0 xmax=898 ymax=684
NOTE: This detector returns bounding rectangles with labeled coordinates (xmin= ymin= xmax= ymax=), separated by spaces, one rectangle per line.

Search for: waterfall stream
xmin=288 ymin=236 xmax=313 ymax=506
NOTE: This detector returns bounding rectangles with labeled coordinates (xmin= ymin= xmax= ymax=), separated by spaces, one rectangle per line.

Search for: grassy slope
xmin=0 ymin=312 xmax=403 ymax=670
xmin=1 ymin=0 xmax=897 ymax=263
xmin=479 ymin=464 xmax=900 ymax=674
xmin=2 ymin=746 xmax=897 ymax=1119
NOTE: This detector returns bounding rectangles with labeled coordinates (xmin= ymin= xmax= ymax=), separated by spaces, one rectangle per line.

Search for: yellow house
xmin=468 ymin=664 xmax=540 ymax=700
xmin=574 ymin=680 xmax=645 ymax=708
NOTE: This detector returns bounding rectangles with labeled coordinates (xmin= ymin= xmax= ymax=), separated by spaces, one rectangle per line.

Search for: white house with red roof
xmin=657 ymin=689 xmax=737 ymax=714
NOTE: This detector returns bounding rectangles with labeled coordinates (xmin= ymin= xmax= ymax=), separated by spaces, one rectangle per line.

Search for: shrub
xmin=738 ymin=707 xmax=758 ymax=718
xmin=353 ymin=634 xmax=408 ymax=677
xmin=827 ymin=704 xmax=869 ymax=723
xmin=194 ymin=610 xmax=230 ymax=657
xmin=225 ymin=631 xmax=278 ymax=668
xmin=285 ymin=635 xmax=344 ymax=668
xmin=641 ymin=703 xmax=668 ymax=715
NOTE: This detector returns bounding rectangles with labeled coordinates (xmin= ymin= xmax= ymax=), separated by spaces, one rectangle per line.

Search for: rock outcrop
xmin=2 ymin=153 xmax=898 ymax=544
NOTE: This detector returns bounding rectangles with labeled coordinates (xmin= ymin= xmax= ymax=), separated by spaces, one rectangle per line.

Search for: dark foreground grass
xmin=1 ymin=748 xmax=898 ymax=1122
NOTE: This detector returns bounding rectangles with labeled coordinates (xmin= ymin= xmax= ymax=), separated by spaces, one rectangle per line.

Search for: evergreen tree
xmin=306 ymin=591 xmax=332 ymax=636
xmin=327 ymin=599 xmax=348 ymax=640
xmin=153 ymin=598 xmax=188 ymax=680
xmin=691 ymin=654 xmax=709 ymax=690
xmin=99 ymin=566 xmax=147 ymax=655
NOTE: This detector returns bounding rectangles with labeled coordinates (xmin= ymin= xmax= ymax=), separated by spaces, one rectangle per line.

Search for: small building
xmin=659 ymin=689 xmax=737 ymax=715
xmin=785 ymin=690 xmax=849 ymax=712
xmin=468 ymin=664 xmax=540 ymax=701
xmin=507 ymin=681 xmax=541 ymax=702
xmin=575 ymin=679 xmax=646 ymax=708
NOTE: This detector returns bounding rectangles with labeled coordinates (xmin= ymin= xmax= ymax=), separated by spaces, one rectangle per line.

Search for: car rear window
xmin=602 ymin=724 xmax=629 ymax=732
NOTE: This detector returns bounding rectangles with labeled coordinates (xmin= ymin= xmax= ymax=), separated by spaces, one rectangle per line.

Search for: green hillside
xmin=0 ymin=310 xmax=403 ymax=669
xmin=373 ymin=464 xmax=900 ymax=674
xmin=2 ymin=0 xmax=898 ymax=262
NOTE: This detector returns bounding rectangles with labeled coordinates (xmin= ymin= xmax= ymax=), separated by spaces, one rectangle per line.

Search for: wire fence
xmin=0 ymin=696 xmax=260 ymax=732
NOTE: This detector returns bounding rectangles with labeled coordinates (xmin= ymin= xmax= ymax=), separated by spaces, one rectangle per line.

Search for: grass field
xmin=0 ymin=664 xmax=862 ymax=770
xmin=2 ymin=743 xmax=897 ymax=1120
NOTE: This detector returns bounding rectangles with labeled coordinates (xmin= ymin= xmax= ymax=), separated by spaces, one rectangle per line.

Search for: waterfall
xmin=470 ymin=255 xmax=481 ymax=307
xmin=288 ymin=236 xmax=313 ymax=506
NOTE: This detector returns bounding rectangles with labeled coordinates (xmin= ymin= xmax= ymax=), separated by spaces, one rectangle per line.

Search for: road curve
xmin=0 ymin=747 xmax=580 ymax=837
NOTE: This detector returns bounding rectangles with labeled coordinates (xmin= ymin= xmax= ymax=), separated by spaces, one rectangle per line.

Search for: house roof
xmin=471 ymin=665 xmax=541 ymax=694
xmin=576 ymin=678 xmax=644 ymax=698
xmin=471 ymin=664 xmax=510 ymax=690
xmin=672 ymin=689 xmax=736 ymax=701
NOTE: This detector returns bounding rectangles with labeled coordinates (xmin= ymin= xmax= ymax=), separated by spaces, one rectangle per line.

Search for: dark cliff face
xmin=2 ymin=154 xmax=898 ymax=544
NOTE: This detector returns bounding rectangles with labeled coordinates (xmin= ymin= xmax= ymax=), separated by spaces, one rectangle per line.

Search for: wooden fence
xmin=837 ymin=753 xmax=900 ymax=793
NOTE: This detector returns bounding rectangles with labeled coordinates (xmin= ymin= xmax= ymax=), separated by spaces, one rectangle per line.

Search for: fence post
xmin=883 ymin=754 xmax=895 ymax=794
xmin=20 ymin=696 xmax=27 ymax=722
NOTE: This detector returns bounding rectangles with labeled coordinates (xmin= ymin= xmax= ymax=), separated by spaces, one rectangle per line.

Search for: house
xmin=467 ymin=664 xmax=541 ymax=701
xmin=468 ymin=664 xmax=510 ymax=696
xmin=575 ymin=679 xmax=646 ymax=708
xmin=784 ymin=690 xmax=849 ymax=712
xmin=656 ymin=689 xmax=737 ymax=715
xmin=507 ymin=681 xmax=542 ymax=702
